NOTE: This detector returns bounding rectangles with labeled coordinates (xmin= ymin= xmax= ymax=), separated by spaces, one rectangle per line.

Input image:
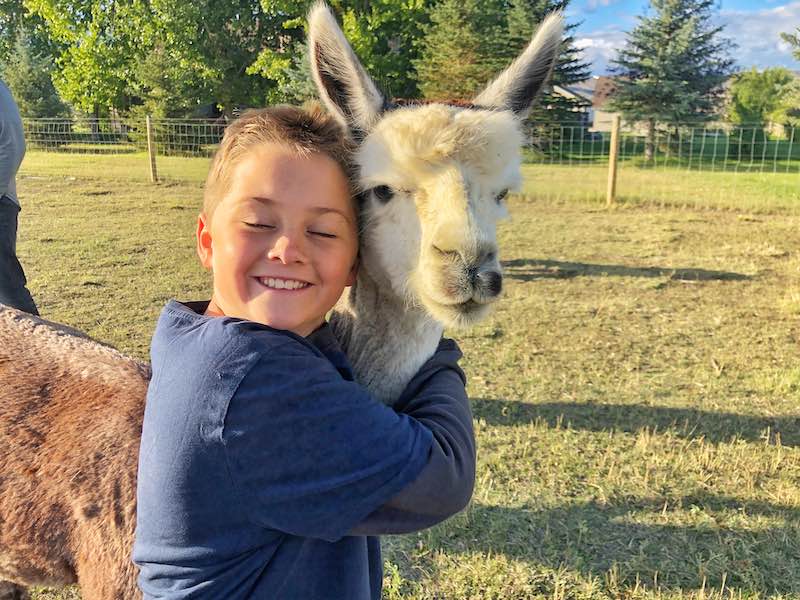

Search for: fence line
xmin=19 ymin=116 xmax=800 ymax=211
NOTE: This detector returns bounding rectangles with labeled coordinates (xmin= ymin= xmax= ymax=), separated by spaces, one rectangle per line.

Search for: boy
xmin=132 ymin=104 xmax=475 ymax=599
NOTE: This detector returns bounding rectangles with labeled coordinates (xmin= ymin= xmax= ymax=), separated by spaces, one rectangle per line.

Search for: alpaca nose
xmin=472 ymin=268 xmax=503 ymax=296
xmin=470 ymin=248 xmax=502 ymax=297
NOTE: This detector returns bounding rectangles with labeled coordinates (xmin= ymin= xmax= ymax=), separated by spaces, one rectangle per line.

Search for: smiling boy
xmin=197 ymin=127 xmax=358 ymax=335
xmin=132 ymin=105 xmax=475 ymax=599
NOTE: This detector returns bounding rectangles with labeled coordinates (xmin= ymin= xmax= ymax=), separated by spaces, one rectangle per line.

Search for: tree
xmin=24 ymin=0 xmax=149 ymax=116
xmin=609 ymin=0 xmax=735 ymax=160
xmin=727 ymin=67 xmax=800 ymax=127
xmin=413 ymin=0 xmax=507 ymax=101
xmin=250 ymin=0 xmax=432 ymax=104
xmin=503 ymin=0 xmax=591 ymax=125
xmin=2 ymin=0 xmax=59 ymax=72
xmin=414 ymin=0 xmax=590 ymax=128
xmin=2 ymin=29 xmax=69 ymax=118
xmin=782 ymin=28 xmax=800 ymax=61
xmin=25 ymin=0 xmax=275 ymax=117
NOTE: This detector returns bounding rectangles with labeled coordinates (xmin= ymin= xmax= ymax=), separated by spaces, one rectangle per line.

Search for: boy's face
xmin=197 ymin=143 xmax=358 ymax=337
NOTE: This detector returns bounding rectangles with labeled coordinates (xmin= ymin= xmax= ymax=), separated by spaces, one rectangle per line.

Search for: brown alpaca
xmin=0 ymin=305 xmax=149 ymax=599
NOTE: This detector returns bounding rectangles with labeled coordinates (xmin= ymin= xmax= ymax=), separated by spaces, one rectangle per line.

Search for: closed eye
xmin=244 ymin=222 xmax=275 ymax=229
xmin=495 ymin=189 xmax=509 ymax=204
xmin=309 ymin=230 xmax=337 ymax=239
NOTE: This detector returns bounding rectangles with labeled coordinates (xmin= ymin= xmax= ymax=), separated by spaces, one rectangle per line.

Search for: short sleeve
xmin=222 ymin=340 xmax=433 ymax=542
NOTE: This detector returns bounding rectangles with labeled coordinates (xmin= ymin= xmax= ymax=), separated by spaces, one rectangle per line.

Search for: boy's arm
xmin=348 ymin=341 xmax=475 ymax=535
xmin=221 ymin=336 xmax=474 ymax=542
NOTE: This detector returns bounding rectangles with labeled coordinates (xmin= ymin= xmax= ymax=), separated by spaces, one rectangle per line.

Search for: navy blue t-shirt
xmin=133 ymin=300 xmax=473 ymax=599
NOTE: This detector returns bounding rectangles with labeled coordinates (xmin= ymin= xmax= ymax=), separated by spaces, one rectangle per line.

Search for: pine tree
xmin=2 ymin=30 xmax=68 ymax=118
xmin=413 ymin=0 xmax=506 ymax=101
xmin=610 ymin=0 xmax=735 ymax=160
xmin=503 ymin=0 xmax=591 ymax=126
xmin=414 ymin=0 xmax=590 ymax=131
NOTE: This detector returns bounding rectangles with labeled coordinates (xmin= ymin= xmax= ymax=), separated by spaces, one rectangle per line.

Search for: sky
xmin=570 ymin=0 xmax=800 ymax=76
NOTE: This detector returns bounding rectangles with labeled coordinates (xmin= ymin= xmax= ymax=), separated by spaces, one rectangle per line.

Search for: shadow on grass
xmin=471 ymin=398 xmax=800 ymax=447
xmin=501 ymin=259 xmax=750 ymax=283
xmin=424 ymin=496 xmax=800 ymax=594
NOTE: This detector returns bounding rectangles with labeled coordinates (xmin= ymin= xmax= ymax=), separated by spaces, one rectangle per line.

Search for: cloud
xmin=718 ymin=2 xmax=800 ymax=71
xmin=574 ymin=29 xmax=628 ymax=74
xmin=576 ymin=2 xmax=800 ymax=75
xmin=585 ymin=0 xmax=618 ymax=11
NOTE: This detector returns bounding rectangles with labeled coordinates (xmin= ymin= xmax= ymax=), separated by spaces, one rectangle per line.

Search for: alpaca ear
xmin=473 ymin=12 xmax=564 ymax=119
xmin=307 ymin=2 xmax=385 ymax=139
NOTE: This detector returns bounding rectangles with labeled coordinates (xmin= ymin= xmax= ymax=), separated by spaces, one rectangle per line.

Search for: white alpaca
xmin=0 ymin=6 xmax=562 ymax=599
xmin=309 ymin=3 xmax=563 ymax=402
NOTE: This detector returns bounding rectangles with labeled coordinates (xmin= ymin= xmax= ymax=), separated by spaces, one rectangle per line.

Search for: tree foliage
xmin=610 ymin=0 xmax=735 ymax=125
xmin=250 ymin=0 xmax=431 ymax=104
xmin=502 ymin=0 xmax=591 ymax=124
xmin=727 ymin=67 xmax=800 ymax=127
xmin=414 ymin=0 xmax=590 ymax=123
xmin=24 ymin=0 xmax=274 ymax=116
xmin=781 ymin=27 xmax=800 ymax=62
xmin=413 ymin=0 xmax=505 ymax=101
xmin=2 ymin=29 xmax=69 ymax=118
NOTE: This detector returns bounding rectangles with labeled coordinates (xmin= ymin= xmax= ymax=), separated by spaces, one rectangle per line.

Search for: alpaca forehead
xmin=357 ymin=104 xmax=523 ymax=185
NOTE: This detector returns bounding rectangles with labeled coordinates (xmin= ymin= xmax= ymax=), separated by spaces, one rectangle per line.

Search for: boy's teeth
xmin=261 ymin=277 xmax=308 ymax=290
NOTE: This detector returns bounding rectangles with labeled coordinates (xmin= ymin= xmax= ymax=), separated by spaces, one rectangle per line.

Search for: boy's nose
xmin=267 ymin=235 xmax=306 ymax=264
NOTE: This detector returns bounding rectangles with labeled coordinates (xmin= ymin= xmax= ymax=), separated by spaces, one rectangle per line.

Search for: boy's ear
xmin=345 ymin=254 xmax=359 ymax=287
xmin=196 ymin=213 xmax=214 ymax=270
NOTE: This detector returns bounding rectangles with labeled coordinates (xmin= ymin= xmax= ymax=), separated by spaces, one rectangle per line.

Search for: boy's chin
xmin=249 ymin=312 xmax=324 ymax=338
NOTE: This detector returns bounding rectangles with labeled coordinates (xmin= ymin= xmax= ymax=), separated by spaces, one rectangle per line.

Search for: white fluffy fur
xmin=312 ymin=6 xmax=563 ymax=402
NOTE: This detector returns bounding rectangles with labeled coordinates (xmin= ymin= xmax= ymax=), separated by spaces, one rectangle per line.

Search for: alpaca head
xmin=308 ymin=3 xmax=562 ymax=328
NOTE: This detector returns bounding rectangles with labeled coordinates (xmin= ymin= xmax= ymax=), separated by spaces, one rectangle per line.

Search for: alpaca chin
xmin=419 ymin=294 xmax=495 ymax=330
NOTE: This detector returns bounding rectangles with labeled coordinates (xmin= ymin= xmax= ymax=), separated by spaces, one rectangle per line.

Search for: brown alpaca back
xmin=0 ymin=305 xmax=150 ymax=599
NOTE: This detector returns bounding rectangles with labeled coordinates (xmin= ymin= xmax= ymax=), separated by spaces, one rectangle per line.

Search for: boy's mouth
xmin=255 ymin=276 xmax=312 ymax=291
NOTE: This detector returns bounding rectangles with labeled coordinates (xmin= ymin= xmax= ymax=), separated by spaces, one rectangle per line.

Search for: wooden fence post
xmin=146 ymin=115 xmax=158 ymax=183
xmin=606 ymin=114 xmax=621 ymax=206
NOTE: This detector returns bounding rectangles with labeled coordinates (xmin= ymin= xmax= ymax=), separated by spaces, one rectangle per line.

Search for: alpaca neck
xmin=329 ymin=264 xmax=443 ymax=404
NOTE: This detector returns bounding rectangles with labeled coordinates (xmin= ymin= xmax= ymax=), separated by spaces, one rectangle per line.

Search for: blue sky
xmin=569 ymin=0 xmax=800 ymax=75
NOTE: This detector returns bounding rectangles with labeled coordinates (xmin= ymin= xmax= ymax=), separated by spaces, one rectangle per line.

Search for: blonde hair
xmin=203 ymin=103 xmax=355 ymax=221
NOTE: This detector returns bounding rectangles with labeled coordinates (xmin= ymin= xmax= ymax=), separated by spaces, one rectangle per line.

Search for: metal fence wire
xmin=19 ymin=116 xmax=800 ymax=211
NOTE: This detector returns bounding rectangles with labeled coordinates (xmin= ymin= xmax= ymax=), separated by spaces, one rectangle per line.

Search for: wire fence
xmin=18 ymin=116 xmax=800 ymax=211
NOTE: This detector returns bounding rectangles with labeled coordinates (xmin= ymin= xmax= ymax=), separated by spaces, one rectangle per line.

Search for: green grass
xmin=521 ymin=164 xmax=800 ymax=213
xmin=12 ymin=164 xmax=800 ymax=599
xmin=20 ymin=150 xmax=800 ymax=214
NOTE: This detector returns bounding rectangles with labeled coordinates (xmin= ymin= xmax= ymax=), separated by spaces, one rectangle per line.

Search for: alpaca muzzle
xmin=468 ymin=263 xmax=503 ymax=303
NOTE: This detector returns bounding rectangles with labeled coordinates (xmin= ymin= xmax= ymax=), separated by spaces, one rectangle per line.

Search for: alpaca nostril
xmin=471 ymin=269 xmax=503 ymax=296
xmin=485 ymin=271 xmax=502 ymax=296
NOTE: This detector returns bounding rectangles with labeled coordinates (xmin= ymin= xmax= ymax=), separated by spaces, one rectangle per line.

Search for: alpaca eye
xmin=372 ymin=185 xmax=394 ymax=204
xmin=495 ymin=189 xmax=509 ymax=204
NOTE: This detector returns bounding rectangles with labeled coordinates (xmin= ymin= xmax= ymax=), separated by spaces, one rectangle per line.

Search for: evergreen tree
xmin=609 ymin=0 xmax=735 ymax=160
xmin=413 ymin=0 xmax=506 ymax=101
xmin=2 ymin=29 xmax=68 ymax=118
xmin=503 ymin=0 xmax=591 ymax=125
xmin=414 ymin=0 xmax=590 ymax=129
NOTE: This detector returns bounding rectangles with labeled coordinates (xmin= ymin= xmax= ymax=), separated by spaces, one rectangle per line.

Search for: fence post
xmin=606 ymin=114 xmax=621 ymax=206
xmin=146 ymin=115 xmax=158 ymax=183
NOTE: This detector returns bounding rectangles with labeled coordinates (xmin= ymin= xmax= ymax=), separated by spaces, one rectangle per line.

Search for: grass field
xmin=12 ymin=165 xmax=800 ymax=599
xmin=19 ymin=150 xmax=800 ymax=214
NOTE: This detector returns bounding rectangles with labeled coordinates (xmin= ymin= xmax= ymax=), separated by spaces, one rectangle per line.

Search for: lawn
xmin=20 ymin=150 xmax=800 ymax=214
xmin=12 ymin=166 xmax=800 ymax=599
